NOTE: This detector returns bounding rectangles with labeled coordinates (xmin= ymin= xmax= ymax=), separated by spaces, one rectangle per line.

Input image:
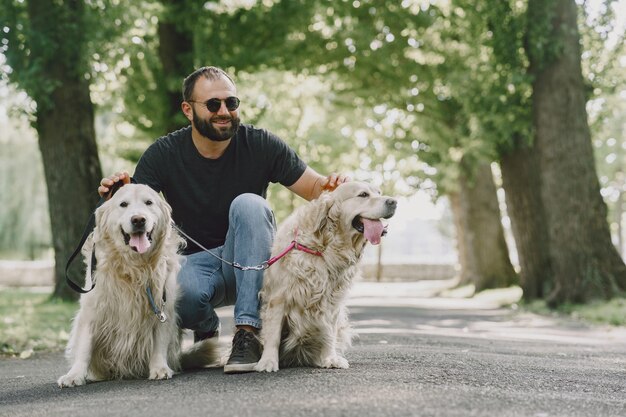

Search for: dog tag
xmin=157 ymin=311 xmax=167 ymax=323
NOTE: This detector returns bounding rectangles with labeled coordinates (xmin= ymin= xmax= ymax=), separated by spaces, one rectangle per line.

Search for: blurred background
xmin=0 ymin=0 xmax=625 ymax=307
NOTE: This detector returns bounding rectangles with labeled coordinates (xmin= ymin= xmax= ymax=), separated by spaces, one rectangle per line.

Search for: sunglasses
xmin=188 ymin=96 xmax=240 ymax=112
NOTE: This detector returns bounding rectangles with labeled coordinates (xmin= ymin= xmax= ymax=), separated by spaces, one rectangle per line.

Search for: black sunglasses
xmin=188 ymin=96 xmax=240 ymax=112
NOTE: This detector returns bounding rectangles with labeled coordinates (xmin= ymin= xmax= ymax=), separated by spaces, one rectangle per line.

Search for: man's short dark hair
xmin=182 ymin=66 xmax=236 ymax=102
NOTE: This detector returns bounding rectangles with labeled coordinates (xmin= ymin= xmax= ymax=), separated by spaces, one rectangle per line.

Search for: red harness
xmin=266 ymin=228 xmax=323 ymax=267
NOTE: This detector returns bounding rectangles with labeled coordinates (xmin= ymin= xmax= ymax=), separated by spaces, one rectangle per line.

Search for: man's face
xmin=189 ymin=76 xmax=241 ymax=142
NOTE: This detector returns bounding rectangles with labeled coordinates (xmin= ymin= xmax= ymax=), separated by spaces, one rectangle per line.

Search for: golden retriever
xmin=58 ymin=184 xmax=218 ymax=387
xmin=255 ymin=181 xmax=397 ymax=372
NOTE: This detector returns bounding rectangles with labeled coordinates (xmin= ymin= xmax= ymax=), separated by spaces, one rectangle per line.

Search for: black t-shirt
xmin=133 ymin=124 xmax=307 ymax=254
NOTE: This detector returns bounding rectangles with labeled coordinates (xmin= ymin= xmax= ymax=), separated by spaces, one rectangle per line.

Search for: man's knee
xmin=230 ymin=193 xmax=273 ymax=223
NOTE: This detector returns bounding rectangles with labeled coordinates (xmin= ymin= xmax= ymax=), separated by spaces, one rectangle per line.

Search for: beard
xmin=193 ymin=110 xmax=241 ymax=142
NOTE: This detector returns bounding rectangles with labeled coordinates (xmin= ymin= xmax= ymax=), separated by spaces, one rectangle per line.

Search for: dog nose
xmin=131 ymin=215 xmax=146 ymax=227
xmin=385 ymin=199 xmax=397 ymax=209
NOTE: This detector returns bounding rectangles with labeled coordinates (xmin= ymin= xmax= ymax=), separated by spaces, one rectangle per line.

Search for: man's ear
xmin=181 ymin=101 xmax=194 ymax=122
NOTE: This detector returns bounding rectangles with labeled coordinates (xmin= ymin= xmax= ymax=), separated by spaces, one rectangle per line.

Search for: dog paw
xmin=254 ymin=357 xmax=279 ymax=372
xmin=149 ymin=366 xmax=174 ymax=380
xmin=57 ymin=372 xmax=87 ymax=388
xmin=320 ymin=355 xmax=349 ymax=369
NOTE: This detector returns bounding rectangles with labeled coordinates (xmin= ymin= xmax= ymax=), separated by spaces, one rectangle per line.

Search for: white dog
xmin=255 ymin=181 xmax=397 ymax=372
xmin=58 ymin=184 xmax=218 ymax=387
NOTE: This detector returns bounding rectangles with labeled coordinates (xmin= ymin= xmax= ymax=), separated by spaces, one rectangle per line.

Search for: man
xmin=99 ymin=66 xmax=348 ymax=373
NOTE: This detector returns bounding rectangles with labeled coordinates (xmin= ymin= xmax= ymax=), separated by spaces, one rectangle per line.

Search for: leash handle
xmin=64 ymin=213 xmax=98 ymax=294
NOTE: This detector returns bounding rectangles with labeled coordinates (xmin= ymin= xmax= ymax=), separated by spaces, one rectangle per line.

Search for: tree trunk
xmin=158 ymin=0 xmax=194 ymax=133
xmin=499 ymin=140 xmax=553 ymax=300
xmin=451 ymin=161 xmax=518 ymax=291
xmin=40 ymin=77 xmax=102 ymax=300
xmin=527 ymin=0 xmax=626 ymax=304
xmin=616 ymin=191 xmax=623 ymax=258
xmin=27 ymin=0 xmax=103 ymax=300
xmin=448 ymin=191 xmax=468 ymax=283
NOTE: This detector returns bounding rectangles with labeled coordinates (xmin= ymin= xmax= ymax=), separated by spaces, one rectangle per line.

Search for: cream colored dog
xmin=255 ymin=181 xmax=397 ymax=372
xmin=58 ymin=184 xmax=218 ymax=387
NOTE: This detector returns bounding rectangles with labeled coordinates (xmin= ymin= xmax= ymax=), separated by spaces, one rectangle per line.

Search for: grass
xmin=0 ymin=287 xmax=77 ymax=357
xmin=521 ymin=297 xmax=626 ymax=326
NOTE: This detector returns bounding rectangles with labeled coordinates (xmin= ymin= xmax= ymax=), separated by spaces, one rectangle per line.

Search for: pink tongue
xmin=361 ymin=218 xmax=384 ymax=245
xmin=129 ymin=233 xmax=151 ymax=254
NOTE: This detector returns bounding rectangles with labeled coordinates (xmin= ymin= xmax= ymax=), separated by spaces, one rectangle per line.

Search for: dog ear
xmin=311 ymin=191 xmax=338 ymax=239
xmin=155 ymin=197 xmax=185 ymax=251
xmin=93 ymin=202 xmax=110 ymax=242
xmin=154 ymin=197 xmax=172 ymax=235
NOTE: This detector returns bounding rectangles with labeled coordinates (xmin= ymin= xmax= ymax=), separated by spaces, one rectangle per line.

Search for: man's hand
xmin=288 ymin=168 xmax=351 ymax=201
xmin=98 ymin=171 xmax=131 ymax=198
xmin=320 ymin=172 xmax=351 ymax=192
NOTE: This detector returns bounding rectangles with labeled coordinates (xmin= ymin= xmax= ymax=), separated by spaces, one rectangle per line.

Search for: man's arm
xmin=287 ymin=167 xmax=350 ymax=201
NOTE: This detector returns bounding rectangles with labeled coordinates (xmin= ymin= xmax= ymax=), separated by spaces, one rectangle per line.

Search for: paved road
xmin=1 ymin=281 xmax=625 ymax=417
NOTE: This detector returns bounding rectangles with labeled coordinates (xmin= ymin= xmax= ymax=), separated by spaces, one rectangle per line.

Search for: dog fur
xmin=58 ymin=184 xmax=218 ymax=387
xmin=255 ymin=181 xmax=397 ymax=372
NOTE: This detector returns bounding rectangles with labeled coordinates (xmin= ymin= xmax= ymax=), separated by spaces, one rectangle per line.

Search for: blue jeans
xmin=176 ymin=194 xmax=275 ymax=332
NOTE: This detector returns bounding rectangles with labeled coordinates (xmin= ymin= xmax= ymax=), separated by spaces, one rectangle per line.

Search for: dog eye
xmin=358 ymin=192 xmax=369 ymax=198
xmin=145 ymin=200 xmax=153 ymax=206
xmin=120 ymin=201 xmax=128 ymax=208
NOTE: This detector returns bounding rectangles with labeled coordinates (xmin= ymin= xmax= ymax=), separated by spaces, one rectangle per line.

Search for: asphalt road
xmin=1 ymin=281 xmax=625 ymax=417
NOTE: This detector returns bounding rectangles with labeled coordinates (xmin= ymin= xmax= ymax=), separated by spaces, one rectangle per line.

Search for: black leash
xmin=64 ymin=181 xmax=126 ymax=294
xmin=146 ymin=286 xmax=167 ymax=323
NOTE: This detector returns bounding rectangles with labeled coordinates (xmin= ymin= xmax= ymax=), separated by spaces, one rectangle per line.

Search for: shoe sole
xmin=224 ymin=362 xmax=258 ymax=374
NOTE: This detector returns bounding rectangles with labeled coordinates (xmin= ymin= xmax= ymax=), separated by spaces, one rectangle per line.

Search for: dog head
xmin=314 ymin=181 xmax=397 ymax=246
xmin=95 ymin=184 xmax=172 ymax=255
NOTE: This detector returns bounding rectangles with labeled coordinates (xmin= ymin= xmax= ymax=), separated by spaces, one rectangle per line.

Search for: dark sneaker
xmin=224 ymin=329 xmax=262 ymax=374
xmin=193 ymin=323 xmax=221 ymax=344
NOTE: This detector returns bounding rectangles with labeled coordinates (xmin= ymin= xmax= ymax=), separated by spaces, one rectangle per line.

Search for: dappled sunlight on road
xmin=349 ymin=282 xmax=626 ymax=347
xmin=348 ymin=279 xmax=523 ymax=309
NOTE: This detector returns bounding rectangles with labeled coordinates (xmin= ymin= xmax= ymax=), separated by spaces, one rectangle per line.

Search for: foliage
xmin=0 ymin=0 xmax=129 ymax=112
xmin=234 ymin=0 xmax=529 ymax=194
xmin=114 ymin=0 xmax=319 ymax=141
xmin=445 ymin=0 xmax=533 ymax=155
xmin=59 ymin=0 xmax=537 ymax=198
xmin=525 ymin=0 xmax=561 ymax=70
xmin=0 ymin=288 xmax=77 ymax=357
xmin=0 ymin=0 xmax=624 ymax=281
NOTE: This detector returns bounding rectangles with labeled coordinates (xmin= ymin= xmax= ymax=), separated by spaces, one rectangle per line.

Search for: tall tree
xmin=526 ymin=0 xmax=626 ymax=304
xmin=460 ymin=0 xmax=554 ymax=300
xmin=452 ymin=160 xmax=518 ymax=291
xmin=499 ymin=139 xmax=553 ymax=299
xmin=1 ymin=0 xmax=114 ymax=299
xmin=157 ymin=0 xmax=193 ymax=133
